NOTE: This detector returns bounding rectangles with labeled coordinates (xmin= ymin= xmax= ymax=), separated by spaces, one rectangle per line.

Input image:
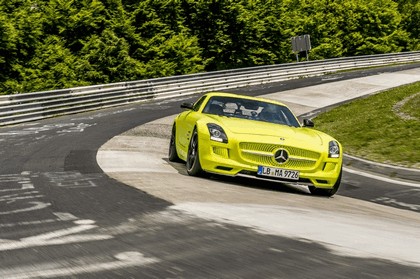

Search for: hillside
xmin=0 ymin=0 xmax=419 ymax=94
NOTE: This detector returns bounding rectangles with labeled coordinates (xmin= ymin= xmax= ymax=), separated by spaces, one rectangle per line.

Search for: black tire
xmin=186 ymin=129 xmax=204 ymax=176
xmin=309 ymin=168 xmax=342 ymax=197
xmin=168 ymin=124 xmax=181 ymax=162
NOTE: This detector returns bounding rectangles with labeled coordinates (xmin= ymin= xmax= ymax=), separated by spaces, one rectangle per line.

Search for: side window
xmin=193 ymin=96 xmax=207 ymax=111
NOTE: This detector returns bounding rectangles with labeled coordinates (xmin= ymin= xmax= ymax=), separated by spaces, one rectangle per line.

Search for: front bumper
xmin=198 ymin=135 xmax=342 ymax=189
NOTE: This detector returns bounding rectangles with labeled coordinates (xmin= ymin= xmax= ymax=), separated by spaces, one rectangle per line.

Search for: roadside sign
xmin=291 ymin=34 xmax=311 ymax=61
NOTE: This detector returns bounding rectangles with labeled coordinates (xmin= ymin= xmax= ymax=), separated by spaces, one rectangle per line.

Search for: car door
xmin=176 ymin=96 xmax=208 ymax=153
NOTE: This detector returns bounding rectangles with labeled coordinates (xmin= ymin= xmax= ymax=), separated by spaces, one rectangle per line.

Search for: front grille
xmin=239 ymin=142 xmax=320 ymax=169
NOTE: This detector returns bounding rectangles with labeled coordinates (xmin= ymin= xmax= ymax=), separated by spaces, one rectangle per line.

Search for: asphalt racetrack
xmin=1 ymin=64 xmax=420 ymax=278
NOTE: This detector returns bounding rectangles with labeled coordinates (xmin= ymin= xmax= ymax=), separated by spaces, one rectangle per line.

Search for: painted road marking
xmin=0 ymin=212 xmax=78 ymax=228
xmin=0 ymin=174 xmax=46 ymax=217
xmin=0 ymin=191 xmax=43 ymax=203
xmin=53 ymin=212 xmax=78 ymax=221
xmin=0 ymin=174 xmax=34 ymax=192
xmin=0 ymin=201 xmax=51 ymax=215
xmin=0 ymin=219 xmax=57 ymax=228
xmin=43 ymin=172 xmax=99 ymax=188
xmin=0 ymin=220 xmax=112 ymax=251
xmin=0 ymin=122 xmax=96 ymax=137
xmin=0 ymin=251 xmax=159 ymax=279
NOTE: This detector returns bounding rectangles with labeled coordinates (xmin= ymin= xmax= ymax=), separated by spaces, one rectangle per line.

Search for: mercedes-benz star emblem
xmin=274 ymin=149 xmax=289 ymax=164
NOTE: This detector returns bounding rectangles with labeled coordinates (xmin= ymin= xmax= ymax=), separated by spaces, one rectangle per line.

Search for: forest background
xmin=0 ymin=0 xmax=419 ymax=95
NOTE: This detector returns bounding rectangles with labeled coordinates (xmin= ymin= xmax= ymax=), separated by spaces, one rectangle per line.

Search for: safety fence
xmin=1 ymin=51 xmax=420 ymax=126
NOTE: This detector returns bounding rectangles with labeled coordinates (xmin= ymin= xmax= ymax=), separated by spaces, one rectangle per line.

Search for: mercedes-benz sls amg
xmin=168 ymin=92 xmax=343 ymax=196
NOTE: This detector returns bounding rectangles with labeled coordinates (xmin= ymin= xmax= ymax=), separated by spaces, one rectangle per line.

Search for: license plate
xmin=257 ymin=166 xmax=299 ymax=180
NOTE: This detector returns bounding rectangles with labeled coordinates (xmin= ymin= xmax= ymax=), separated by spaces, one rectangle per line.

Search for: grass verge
xmin=314 ymin=81 xmax=420 ymax=169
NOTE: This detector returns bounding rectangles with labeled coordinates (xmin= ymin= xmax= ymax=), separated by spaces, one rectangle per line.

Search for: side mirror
xmin=180 ymin=102 xmax=194 ymax=110
xmin=303 ymin=119 xmax=314 ymax=127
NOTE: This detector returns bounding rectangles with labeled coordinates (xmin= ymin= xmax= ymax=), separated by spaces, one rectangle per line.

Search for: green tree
xmin=395 ymin=0 xmax=420 ymax=50
xmin=284 ymin=0 xmax=407 ymax=59
xmin=43 ymin=0 xmax=108 ymax=52
xmin=78 ymin=29 xmax=145 ymax=84
xmin=0 ymin=0 xmax=44 ymax=93
xmin=283 ymin=0 xmax=344 ymax=60
xmin=0 ymin=13 xmax=18 ymax=87
xmin=10 ymin=36 xmax=89 ymax=93
xmin=183 ymin=0 xmax=262 ymax=70
xmin=333 ymin=0 xmax=406 ymax=55
xmin=129 ymin=0 xmax=204 ymax=77
xmin=1 ymin=0 xmax=419 ymax=95
xmin=253 ymin=0 xmax=295 ymax=63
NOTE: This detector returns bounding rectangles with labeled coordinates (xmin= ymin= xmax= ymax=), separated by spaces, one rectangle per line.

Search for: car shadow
xmin=210 ymin=173 xmax=311 ymax=196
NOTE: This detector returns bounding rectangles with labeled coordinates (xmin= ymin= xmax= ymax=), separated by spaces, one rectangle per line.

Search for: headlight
xmin=207 ymin=124 xmax=228 ymax=143
xmin=328 ymin=141 xmax=340 ymax=158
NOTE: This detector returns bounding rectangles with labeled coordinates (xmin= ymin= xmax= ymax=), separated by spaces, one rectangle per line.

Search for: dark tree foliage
xmin=0 ymin=0 xmax=417 ymax=94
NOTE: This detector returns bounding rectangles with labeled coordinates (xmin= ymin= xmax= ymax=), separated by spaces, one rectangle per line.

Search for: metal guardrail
xmin=1 ymin=51 xmax=420 ymax=126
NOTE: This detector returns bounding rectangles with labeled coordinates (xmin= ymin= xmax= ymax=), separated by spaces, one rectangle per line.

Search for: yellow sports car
xmin=169 ymin=92 xmax=343 ymax=196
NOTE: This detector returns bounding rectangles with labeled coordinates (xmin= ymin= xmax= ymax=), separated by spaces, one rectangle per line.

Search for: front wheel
xmin=309 ymin=168 xmax=342 ymax=197
xmin=186 ymin=129 xmax=204 ymax=176
xmin=168 ymin=124 xmax=181 ymax=162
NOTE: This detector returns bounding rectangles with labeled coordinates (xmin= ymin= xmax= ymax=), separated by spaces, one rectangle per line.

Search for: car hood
xmin=208 ymin=116 xmax=326 ymax=146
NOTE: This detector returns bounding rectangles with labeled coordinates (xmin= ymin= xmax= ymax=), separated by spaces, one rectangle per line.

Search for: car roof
xmin=204 ymin=92 xmax=288 ymax=107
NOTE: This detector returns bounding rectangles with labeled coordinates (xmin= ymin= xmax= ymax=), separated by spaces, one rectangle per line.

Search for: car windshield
xmin=202 ymin=96 xmax=300 ymax=128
